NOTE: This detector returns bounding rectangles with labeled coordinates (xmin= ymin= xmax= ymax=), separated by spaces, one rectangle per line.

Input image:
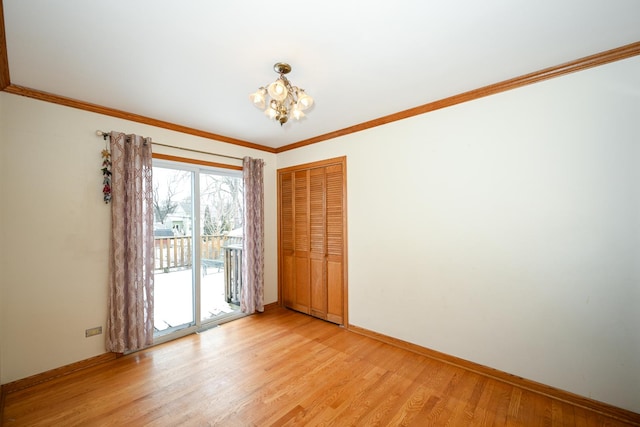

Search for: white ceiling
xmin=4 ymin=1 xmax=640 ymax=150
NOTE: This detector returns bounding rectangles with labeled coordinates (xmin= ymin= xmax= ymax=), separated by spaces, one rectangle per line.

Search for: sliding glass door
xmin=152 ymin=160 xmax=244 ymax=341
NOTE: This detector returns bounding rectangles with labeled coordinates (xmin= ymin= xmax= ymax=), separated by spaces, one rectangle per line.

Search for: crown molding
xmin=275 ymin=41 xmax=640 ymax=153
xmin=0 ymin=0 xmax=10 ymax=90
xmin=2 ymin=84 xmax=277 ymax=153
xmin=0 ymin=0 xmax=637 ymax=154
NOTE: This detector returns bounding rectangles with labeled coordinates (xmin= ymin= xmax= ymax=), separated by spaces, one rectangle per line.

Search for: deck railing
xmin=154 ymin=234 xmax=243 ymax=272
xmin=223 ymin=244 xmax=243 ymax=304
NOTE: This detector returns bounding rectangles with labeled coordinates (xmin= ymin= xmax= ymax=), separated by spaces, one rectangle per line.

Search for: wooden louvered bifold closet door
xmin=325 ymin=163 xmax=344 ymax=324
xmin=293 ymin=169 xmax=311 ymax=313
xmin=279 ymin=158 xmax=345 ymax=325
xmin=309 ymin=167 xmax=327 ymax=318
xmin=280 ymin=172 xmax=296 ymax=311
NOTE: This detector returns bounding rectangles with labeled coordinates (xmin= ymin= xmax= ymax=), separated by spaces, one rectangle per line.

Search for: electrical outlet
xmin=85 ymin=326 xmax=102 ymax=337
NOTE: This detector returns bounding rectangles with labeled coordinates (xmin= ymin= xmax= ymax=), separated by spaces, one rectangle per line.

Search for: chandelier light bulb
xmin=249 ymin=62 xmax=313 ymax=126
xmin=292 ymin=105 xmax=305 ymax=120
xmin=249 ymin=88 xmax=266 ymax=109
xmin=296 ymin=90 xmax=313 ymax=111
xmin=265 ymin=106 xmax=278 ymax=119
xmin=267 ymin=79 xmax=288 ymax=101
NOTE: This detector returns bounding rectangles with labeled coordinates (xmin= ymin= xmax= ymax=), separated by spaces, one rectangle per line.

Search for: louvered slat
xmin=326 ymin=164 xmax=343 ymax=257
xmin=309 ymin=167 xmax=325 ymax=254
xmin=294 ymin=170 xmax=309 ymax=252
xmin=280 ymin=173 xmax=293 ymax=251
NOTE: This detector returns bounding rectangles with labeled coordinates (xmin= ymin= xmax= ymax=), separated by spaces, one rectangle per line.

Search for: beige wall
xmin=277 ymin=56 xmax=640 ymax=412
xmin=0 ymin=92 xmax=277 ymax=383
xmin=1 ymin=54 xmax=639 ymax=413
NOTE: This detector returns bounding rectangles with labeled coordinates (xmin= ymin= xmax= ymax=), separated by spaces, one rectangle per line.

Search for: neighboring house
xmin=164 ymin=201 xmax=192 ymax=236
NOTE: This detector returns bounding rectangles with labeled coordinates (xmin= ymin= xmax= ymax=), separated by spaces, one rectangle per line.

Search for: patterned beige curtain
xmin=106 ymin=132 xmax=154 ymax=353
xmin=241 ymin=157 xmax=265 ymax=313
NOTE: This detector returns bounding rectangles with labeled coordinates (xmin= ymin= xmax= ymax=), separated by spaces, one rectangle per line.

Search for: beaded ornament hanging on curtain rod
xmin=101 ymin=147 xmax=112 ymax=204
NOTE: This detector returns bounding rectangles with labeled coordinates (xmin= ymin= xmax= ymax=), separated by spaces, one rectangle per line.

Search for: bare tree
xmin=153 ymin=171 xmax=189 ymax=225
xmin=203 ymin=206 xmax=215 ymax=236
xmin=200 ymin=174 xmax=244 ymax=234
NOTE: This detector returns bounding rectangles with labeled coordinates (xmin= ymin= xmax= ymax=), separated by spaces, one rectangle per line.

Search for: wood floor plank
xmin=384 ymin=383 xmax=431 ymax=426
xmin=263 ymin=350 xmax=378 ymax=424
xmin=2 ymin=307 xmax=638 ymax=426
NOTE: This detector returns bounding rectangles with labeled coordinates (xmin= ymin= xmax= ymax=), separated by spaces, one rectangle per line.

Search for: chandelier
xmin=249 ymin=62 xmax=314 ymax=126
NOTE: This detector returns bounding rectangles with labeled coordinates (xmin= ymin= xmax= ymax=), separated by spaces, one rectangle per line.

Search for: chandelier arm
xmin=281 ymin=76 xmax=295 ymax=95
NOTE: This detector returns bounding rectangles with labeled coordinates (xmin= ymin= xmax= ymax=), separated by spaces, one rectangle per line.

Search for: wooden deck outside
xmin=153 ymin=234 xmax=244 ymax=333
xmin=2 ymin=307 xmax=639 ymax=426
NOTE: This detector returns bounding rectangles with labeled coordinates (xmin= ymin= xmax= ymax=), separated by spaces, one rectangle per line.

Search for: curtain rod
xmin=95 ymin=130 xmax=244 ymax=161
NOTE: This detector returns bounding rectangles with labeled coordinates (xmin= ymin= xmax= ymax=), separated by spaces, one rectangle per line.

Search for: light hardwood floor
xmin=2 ymin=307 xmax=638 ymax=426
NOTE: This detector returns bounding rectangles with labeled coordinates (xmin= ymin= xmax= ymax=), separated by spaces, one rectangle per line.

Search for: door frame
xmin=152 ymin=156 xmax=247 ymax=345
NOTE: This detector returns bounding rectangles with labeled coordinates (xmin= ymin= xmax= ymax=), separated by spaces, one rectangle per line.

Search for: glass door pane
xmin=152 ymin=166 xmax=195 ymax=335
xmin=199 ymin=171 xmax=244 ymax=323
